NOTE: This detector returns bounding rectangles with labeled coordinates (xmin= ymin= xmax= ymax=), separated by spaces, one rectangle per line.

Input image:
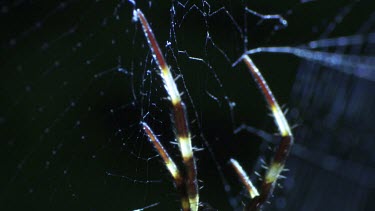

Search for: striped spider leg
xmin=231 ymin=55 xmax=294 ymax=211
xmin=135 ymin=9 xmax=199 ymax=211
xmin=134 ymin=6 xmax=293 ymax=211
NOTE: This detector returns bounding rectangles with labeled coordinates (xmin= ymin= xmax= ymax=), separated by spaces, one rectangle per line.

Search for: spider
xmin=134 ymin=8 xmax=293 ymax=211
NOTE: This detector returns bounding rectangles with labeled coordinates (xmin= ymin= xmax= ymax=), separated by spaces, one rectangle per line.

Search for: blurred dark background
xmin=1 ymin=0 xmax=374 ymax=210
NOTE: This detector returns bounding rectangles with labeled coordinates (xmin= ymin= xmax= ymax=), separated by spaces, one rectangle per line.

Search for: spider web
xmin=1 ymin=0 xmax=374 ymax=210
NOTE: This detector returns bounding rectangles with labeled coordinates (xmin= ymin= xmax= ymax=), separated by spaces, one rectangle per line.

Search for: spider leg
xmin=229 ymin=158 xmax=259 ymax=199
xmin=142 ymin=122 xmax=190 ymax=211
xmin=136 ymin=9 xmax=199 ymax=211
xmin=241 ymin=55 xmax=294 ymax=210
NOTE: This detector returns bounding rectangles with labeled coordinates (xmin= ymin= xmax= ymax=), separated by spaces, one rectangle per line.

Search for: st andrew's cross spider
xmin=134 ymin=8 xmax=293 ymax=211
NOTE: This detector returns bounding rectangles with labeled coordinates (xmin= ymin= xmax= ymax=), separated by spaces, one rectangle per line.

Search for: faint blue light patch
xmin=323 ymin=156 xmax=338 ymax=171
xmin=1 ymin=6 xmax=8 ymax=14
xmin=34 ymin=21 xmax=42 ymax=28
xmin=41 ymin=42 xmax=49 ymax=50
xmin=54 ymin=60 xmax=60 ymax=67
xmin=275 ymin=197 xmax=287 ymax=209
xmin=0 ymin=117 xmax=5 ymax=124
xmin=44 ymin=128 xmax=50 ymax=134
xmin=25 ymin=85 xmax=31 ymax=92
xmin=9 ymin=38 xmax=16 ymax=46
xmin=244 ymin=45 xmax=375 ymax=81
xmin=45 ymin=161 xmax=50 ymax=169
xmin=284 ymin=175 xmax=295 ymax=191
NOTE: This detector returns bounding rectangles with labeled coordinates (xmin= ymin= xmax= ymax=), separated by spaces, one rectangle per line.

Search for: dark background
xmin=1 ymin=0 xmax=374 ymax=210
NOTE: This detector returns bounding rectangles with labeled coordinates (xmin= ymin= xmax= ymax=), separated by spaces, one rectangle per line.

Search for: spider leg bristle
xmin=283 ymin=107 xmax=289 ymax=115
xmin=161 ymin=97 xmax=170 ymax=101
xmin=259 ymin=158 xmax=266 ymax=165
xmin=170 ymin=141 xmax=179 ymax=146
xmin=291 ymin=124 xmax=299 ymax=130
xmin=193 ymin=146 xmax=204 ymax=152
xmin=278 ymin=175 xmax=287 ymax=179
xmin=261 ymin=164 xmax=268 ymax=170
xmin=174 ymin=74 xmax=182 ymax=81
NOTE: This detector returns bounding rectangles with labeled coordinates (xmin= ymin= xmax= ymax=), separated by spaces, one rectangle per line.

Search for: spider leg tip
xmin=140 ymin=121 xmax=146 ymax=127
xmin=132 ymin=10 xmax=138 ymax=22
xmin=133 ymin=8 xmax=144 ymax=22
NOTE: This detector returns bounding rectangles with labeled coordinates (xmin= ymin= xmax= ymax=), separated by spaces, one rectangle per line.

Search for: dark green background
xmin=1 ymin=0 xmax=374 ymax=210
